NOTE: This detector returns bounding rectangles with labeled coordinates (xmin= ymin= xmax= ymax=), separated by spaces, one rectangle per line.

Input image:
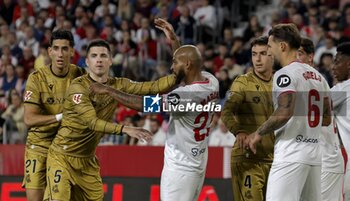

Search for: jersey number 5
xmin=193 ymin=112 xmax=212 ymax=141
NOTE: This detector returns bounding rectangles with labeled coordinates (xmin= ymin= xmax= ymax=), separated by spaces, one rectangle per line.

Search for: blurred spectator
xmin=218 ymin=68 xmax=232 ymax=103
xmin=209 ymin=119 xmax=235 ymax=147
xmin=117 ymin=0 xmax=134 ymax=22
xmin=1 ymin=89 xmax=26 ymax=144
xmin=136 ymin=0 xmax=154 ymax=18
xmin=12 ymin=0 xmax=34 ymax=23
xmin=0 ymin=24 xmax=10 ymax=47
xmin=18 ymin=46 xmax=35 ymax=79
xmin=0 ymin=0 xmax=15 ymax=25
xmin=193 ymin=0 xmax=217 ymax=42
xmin=34 ymin=44 xmax=50 ymax=70
xmin=213 ymin=43 xmax=228 ymax=73
xmin=172 ymin=5 xmax=196 ymax=45
xmin=222 ymin=56 xmax=244 ymax=80
xmin=230 ymin=37 xmax=250 ymax=65
xmin=317 ymin=53 xmax=334 ymax=87
xmin=0 ymin=64 xmax=24 ymax=96
xmin=314 ymin=36 xmax=337 ymax=65
xmin=1 ymin=45 xmax=18 ymax=66
xmin=115 ymin=20 xmax=136 ymax=42
xmin=18 ymin=26 xmax=39 ymax=57
xmin=15 ymin=6 xmax=35 ymax=29
xmin=243 ymin=15 xmax=263 ymax=43
xmin=94 ymin=0 xmax=117 ymax=19
xmin=149 ymin=118 xmax=166 ymax=146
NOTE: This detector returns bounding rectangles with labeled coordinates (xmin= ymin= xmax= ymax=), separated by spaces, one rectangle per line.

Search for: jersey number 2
xmin=193 ymin=112 xmax=211 ymax=141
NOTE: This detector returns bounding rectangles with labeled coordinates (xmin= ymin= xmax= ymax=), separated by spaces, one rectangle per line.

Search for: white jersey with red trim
xmin=331 ymin=79 xmax=350 ymax=159
xmin=272 ymin=61 xmax=329 ymax=165
xmin=162 ymin=71 xmax=219 ymax=176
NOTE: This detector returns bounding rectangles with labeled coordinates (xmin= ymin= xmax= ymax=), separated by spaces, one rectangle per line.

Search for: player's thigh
xmin=343 ymin=166 xmax=350 ymax=200
xmin=231 ymin=162 xmax=269 ymax=201
xmin=160 ymin=168 xmax=204 ymax=201
xmin=321 ymin=171 xmax=343 ymax=201
xmin=71 ymin=156 xmax=103 ymax=201
xmin=266 ymin=162 xmax=309 ymax=201
xmin=300 ymin=165 xmax=321 ymax=201
xmin=45 ymin=151 xmax=72 ymax=201
xmin=22 ymin=150 xmax=47 ymax=189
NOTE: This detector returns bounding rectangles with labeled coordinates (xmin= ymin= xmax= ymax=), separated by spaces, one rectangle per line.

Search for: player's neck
xmin=51 ymin=65 xmax=69 ymax=77
xmin=89 ymin=73 xmax=108 ymax=83
xmin=281 ymin=51 xmax=297 ymax=67
xmin=184 ymin=72 xmax=205 ymax=84
xmin=254 ymin=70 xmax=272 ymax=81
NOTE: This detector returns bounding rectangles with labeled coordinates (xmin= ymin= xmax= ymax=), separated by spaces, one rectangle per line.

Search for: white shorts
xmin=321 ymin=171 xmax=343 ymax=201
xmin=160 ymin=168 xmax=205 ymax=201
xmin=266 ymin=162 xmax=321 ymax=201
xmin=345 ymin=163 xmax=350 ymax=201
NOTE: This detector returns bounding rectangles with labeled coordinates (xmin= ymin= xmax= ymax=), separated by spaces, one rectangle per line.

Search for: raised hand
xmin=154 ymin=18 xmax=177 ymax=41
xmin=90 ymin=82 xmax=111 ymax=95
xmin=122 ymin=126 xmax=153 ymax=142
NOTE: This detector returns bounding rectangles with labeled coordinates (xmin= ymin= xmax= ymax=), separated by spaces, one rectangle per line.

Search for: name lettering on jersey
xmin=45 ymin=97 xmax=65 ymax=104
xmin=201 ymin=92 xmax=219 ymax=105
xmin=73 ymin=94 xmax=82 ymax=104
xmin=295 ymin=135 xmax=318 ymax=143
xmin=302 ymin=71 xmax=321 ymax=82
xmin=277 ymin=74 xmax=291 ymax=87
xmin=24 ymin=91 xmax=33 ymax=101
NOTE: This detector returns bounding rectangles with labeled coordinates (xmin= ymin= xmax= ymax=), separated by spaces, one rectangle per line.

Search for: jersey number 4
xmin=193 ymin=112 xmax=213 ymax=141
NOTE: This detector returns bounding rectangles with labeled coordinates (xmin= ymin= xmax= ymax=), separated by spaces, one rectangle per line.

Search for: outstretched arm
xmin=90 ymin=82 xmax=143 ymax=111
xmin=154 ymin=18 xmax=181 ymax=52
xmin=247 ymin=92 xmax=296 ymax=153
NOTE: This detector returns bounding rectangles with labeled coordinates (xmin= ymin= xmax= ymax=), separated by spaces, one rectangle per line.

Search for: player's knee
xmin=26 ymin=189 xmax=45 ymax=201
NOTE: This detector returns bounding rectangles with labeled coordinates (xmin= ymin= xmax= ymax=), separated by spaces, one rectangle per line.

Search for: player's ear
xmin=48 ymin=47 xmax=52 ymax=57
xmin=280 ymin=42 xmax=287 ymax=52
xmin=70 ymin=48 xmax=74 ymax=57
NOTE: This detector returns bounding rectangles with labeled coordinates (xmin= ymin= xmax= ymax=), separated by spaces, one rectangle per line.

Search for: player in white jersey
xmin=246 ymin=24 xmax=331 ymax=201
xmin=90 ymin=45 xmax=219 ymax=201
xmin=298 ymin=38 xmax=344 ymax=201
xmin=331 ymin=42 xmax=350 ymax=201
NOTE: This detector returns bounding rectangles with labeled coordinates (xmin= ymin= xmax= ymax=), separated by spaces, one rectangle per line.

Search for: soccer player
xmin=44 ymin=39 xmax=177 ymax=201
xmin=297 ymin=37 xmax=315 ymax=66
xmin=22 ymin=30 xmax=86 ymax=201
xmin=90 ymin=45 xmax=219 ymax=201
xmin=299 ymin=37 xmax=344 ymax=201
xmin=331 ymin=42 xmax=350 ymax=201
xmin=247 ymin=24 xmax=331 ymax=201
xmin=221 ymin=36 xmax=274 ymax=201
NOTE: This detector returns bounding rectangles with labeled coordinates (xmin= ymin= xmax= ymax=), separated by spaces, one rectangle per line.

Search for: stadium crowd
xmin=0 ymin=0 xmax=348 ymax=146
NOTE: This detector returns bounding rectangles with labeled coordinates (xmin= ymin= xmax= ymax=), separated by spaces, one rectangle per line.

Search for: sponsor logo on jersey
xmin=24 ymin=91 xmax=33 ymax=101
xmin=295 ymin=135 xmax=318 ymax=143
xmin=73 ymin=94 xmax=82 ymax=104
xmin=191 ymin=147 xmax=206 ymax=157
xmin=252 ymin=96 xmax=260 ymax=104
xmin=167 ymin=93 xmax=180 ymax=105
xmin=47 ymin=97 xmax=54 ymax=104
xmin=277 ymin=74 xmax=291 ymax=87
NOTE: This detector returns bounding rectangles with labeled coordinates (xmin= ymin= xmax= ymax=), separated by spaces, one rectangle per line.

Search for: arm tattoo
xmin=257 ymin=93 xmax=295 ymax=136
xmin=108 ymin=88 xmax=143 ymax=111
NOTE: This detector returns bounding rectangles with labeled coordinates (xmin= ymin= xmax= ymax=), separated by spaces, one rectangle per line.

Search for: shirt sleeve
xmin=331 ymin=84 xmax=346 ymax=109
xmin=67 ymin=82 xmax=123 ymax=135
xmin=272 ymin=68 xmax=297 ymax=99
xmin=221 ymin=76 xmax=246 ymax=135
xmin=23 ymin=71 xmax=41 ymax=105
xmin=117 ymin=74 xmax=177 ymax=95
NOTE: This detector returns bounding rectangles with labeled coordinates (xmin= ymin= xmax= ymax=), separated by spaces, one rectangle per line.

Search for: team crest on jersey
xmin=24 ymin=91 xmax=33 ymax=101
xmin=47 ymin=97 xmax=54 ymax=104
xmin=253 ymin=96 xmax=260 ymax=104
xmin=276 ymin=74 xmax=291 ymax=87
xmin=73 ymin=94 xmax=82 ymax=104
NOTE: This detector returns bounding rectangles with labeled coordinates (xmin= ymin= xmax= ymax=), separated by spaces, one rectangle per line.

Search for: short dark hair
xmin=86 ymin=39 xmax=111 ymax=55
xmin=268 ymin=23 xmax=301 ymax=50
xmin=336 ymin=42 xmax=350 ymax=56
xmin=251 ymin=36 xmax=268 ymax=48
xmin=50 ymin=29 xmax=74 ymax=47
xmin=300 ymin=37 xmax=314 ymax=54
